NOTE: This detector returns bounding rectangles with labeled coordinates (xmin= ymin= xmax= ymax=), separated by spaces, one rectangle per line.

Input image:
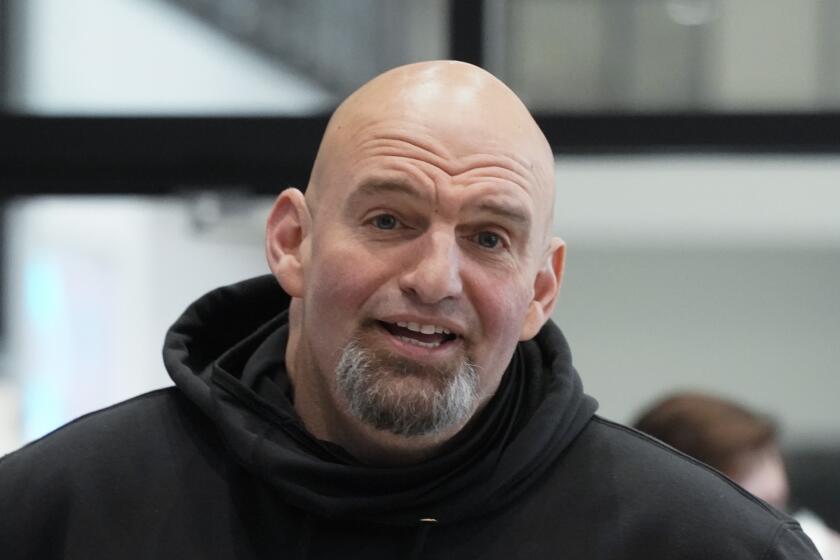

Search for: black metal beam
xmin=537 ymin=112 xmax=840 ymax=154
xmin=2 ymin=112 xmax=840 ymax=195
xmin=449 ymin=0 xmax=484 ymax=67
xmin=0 ymin=115 xmax=329 ymax=195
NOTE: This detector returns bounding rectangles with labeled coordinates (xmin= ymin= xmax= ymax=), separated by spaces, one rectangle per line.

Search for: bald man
xmin=0 ymin=62 xmax=820 ymax=559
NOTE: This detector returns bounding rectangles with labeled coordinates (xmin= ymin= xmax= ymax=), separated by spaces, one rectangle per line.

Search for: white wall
xmin=2 ymin=196 xmax=272 ymax=452
xmin=552 ymin=155 xmax=840 ymax=444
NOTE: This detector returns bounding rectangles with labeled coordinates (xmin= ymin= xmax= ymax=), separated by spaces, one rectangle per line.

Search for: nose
xmin=398 ymin=229 xmax=463 ymax=304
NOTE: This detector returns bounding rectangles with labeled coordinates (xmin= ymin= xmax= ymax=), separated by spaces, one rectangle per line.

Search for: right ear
xmin=266 ymin=188 xmax=310 ymax=298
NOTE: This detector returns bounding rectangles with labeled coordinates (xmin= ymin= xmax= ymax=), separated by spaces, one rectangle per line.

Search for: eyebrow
xmin=346 ymin=177 xmax=532 ymax=229
xmin=346 ymin=178 xmax=432 ymax=209
xmin=474 ymin=201 xmax=531 ymax=229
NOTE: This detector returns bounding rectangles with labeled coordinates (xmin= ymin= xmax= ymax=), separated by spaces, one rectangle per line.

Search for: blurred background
xmin=0 ymin=0 xmax=837 ymax=528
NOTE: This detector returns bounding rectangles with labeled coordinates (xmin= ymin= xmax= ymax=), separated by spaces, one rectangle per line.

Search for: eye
xmin=371 ymin=213 xmax=399 ymax=230
xmin=476 ymin=231 xmax=502 ymax=249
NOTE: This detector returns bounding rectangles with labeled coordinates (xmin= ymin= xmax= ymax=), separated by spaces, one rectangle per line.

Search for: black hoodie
xmin=0 ymin=276 xmax=821 ymax=559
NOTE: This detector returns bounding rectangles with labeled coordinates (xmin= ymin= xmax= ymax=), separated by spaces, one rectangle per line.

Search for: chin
xmin=334 ymin=337 xmax=479 ymax=438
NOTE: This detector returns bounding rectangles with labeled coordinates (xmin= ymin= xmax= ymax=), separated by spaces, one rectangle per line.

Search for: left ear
xmin=520 ymin=237 xmax=565 ymax=340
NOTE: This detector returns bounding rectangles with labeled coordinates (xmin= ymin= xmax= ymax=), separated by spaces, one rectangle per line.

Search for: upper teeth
xmin=396 ymin=321 xmax=452 ymax=335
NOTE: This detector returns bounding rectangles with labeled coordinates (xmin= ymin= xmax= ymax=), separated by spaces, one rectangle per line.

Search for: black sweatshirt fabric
xmin=0 ymin=276 xmax=822 ymax=559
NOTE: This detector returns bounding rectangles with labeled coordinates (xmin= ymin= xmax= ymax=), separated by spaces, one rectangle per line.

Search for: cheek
xmin=308 ymin=249 xmax=365 ymax=315
xmin=477 ymin=265 xmax=532 ymax=326
xmin=466 ymin=277 xmax=531 ymax=402
xmin=303 ymin=238 xmax=393 ymax=339
xmin=469 ymin=273 xmax=533 ymax=357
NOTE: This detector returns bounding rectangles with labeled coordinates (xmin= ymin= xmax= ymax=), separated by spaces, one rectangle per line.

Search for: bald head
xmin=307 ymin=61 xmax=556 ymax=235
xmin=266 ymin=61 xmax=566 ymax=460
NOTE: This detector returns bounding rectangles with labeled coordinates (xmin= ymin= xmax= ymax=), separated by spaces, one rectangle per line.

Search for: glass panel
xmin=493 ymin=0 xmax=837 ymax=112
xmin=707 ymin=0 xmax=820 ymax=111
xmin=3 ymin=0 xmax=448 ymax=115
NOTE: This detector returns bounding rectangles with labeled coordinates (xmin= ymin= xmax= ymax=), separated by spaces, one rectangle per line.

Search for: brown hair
xmin=633 ymin=392 xmax=778 ymax=476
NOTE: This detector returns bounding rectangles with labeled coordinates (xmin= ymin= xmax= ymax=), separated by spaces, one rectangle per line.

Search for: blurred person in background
xmin=635 ymin=392 xmax=840 ymax=559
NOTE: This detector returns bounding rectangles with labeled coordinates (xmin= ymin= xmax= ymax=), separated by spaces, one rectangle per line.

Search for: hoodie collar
xmin=163 ymin=275 xmax=598 ymax=526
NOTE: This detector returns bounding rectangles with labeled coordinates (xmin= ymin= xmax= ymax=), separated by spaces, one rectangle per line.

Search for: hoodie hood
xmin=163 ymin=275 xmax=598 ymax=526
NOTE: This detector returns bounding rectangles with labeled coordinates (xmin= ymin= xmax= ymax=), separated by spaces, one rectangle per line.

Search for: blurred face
xmin=731 ymin=445 xmax=790 ymax=510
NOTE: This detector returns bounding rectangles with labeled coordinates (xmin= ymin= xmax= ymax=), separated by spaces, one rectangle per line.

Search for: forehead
xmin=365 ymin=119 xmax=539 ymax=178
xmin=326 ymin=113 xmax=553 ymax=212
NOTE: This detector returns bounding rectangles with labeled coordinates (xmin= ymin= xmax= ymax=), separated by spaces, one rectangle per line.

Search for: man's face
xmin=296 ymin=105 xmax=555 ymax=437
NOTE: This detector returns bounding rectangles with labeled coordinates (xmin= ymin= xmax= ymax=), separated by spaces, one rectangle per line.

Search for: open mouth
xmin=378 ymin=321 xmax=459 ymax=349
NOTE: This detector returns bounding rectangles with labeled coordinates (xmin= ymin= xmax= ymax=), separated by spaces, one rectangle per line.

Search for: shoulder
xmin=2 ymin=388 xmax=191 ymax=469
xmin=545 ymin=416 xmax=820 ymax=557
xmin=0 ymin=388 xmax=244 ymax=557
xmin=575 ymin=415 xmax=787 ymax=519
xmin=0 ymin=387 xmax=224 ymax=506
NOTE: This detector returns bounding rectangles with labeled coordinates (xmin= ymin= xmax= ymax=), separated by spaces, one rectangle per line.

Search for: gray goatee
xmin=335 ymin=340 xmax=479 ymax=437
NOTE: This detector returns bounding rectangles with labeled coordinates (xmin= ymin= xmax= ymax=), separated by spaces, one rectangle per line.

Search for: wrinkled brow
xmin=474 ymin=201 xmax=531 ymax=230
xmin=346 ymin=178 xmax=432 ymax=207
xmin=345 ymin=178 xmax=533 ymax=231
